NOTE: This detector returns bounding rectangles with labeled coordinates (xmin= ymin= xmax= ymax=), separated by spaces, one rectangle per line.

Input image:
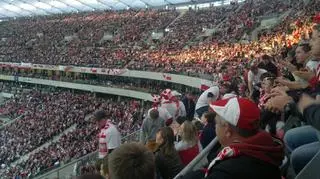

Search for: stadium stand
xmin=0 ymin=0 xmax=319 ymax=179
xmin=0 ymin=87 xmax=147 ymax=178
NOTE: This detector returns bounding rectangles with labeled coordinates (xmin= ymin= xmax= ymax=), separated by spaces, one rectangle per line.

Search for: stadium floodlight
xmin=34 ymin=2 xmax=52 ymax=9
xmin=19 ymin=3 xmax=37 ymax=11
xmin=3 ymin=4 xmax=21 ymax=12
xmin=49 ymin=1 xmax=67 ymax=8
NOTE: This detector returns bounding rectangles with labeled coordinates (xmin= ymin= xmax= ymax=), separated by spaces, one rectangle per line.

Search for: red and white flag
xmin=200 ymin=79 xmax=214 ymax=91
xmin=162 ymin=74 xmax=172 ymax=81
xmin=91 ymin=68 xmax=97 ymax=73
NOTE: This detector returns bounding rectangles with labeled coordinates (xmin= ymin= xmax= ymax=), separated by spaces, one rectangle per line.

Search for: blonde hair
xmin=181 ymin=121 xmax=198 ymax=146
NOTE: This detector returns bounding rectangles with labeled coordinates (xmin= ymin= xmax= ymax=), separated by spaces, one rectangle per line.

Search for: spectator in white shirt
xmin=248 ymin=61 xmax=267 ymax=101
xmin=171 ymin=90 xmax=187 ymax=118
xmin=94 ymin=110 xmax=121 ymax=159
xmin=195 ymin=86 xmax=220 ymax=118
xmin=149 ymin=94 xmax=173 ymax=126
xmin=160 ymin=89 xmax=185 ymax=124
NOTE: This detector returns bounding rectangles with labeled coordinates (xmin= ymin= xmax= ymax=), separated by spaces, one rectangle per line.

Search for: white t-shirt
xmin=248 ymin=68 xmax=267 ymax=86
xmin=195 ymin=86 xmax=220 ymax=110
xmin=148 ymin=106 xmax=172 ymax=122
xmin=161 ymin=101 xmax=179 ymax=119
xmin=98 ymin=122 xmax=121 ymax=159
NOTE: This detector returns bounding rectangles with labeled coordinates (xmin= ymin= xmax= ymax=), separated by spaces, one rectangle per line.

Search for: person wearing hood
xmin=140 ymin=109 xmax=165 ymax=151
xmin=183 ymin=97 xmax=284 ymax=179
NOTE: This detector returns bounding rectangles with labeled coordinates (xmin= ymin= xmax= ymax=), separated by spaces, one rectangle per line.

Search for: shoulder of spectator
xmin=206 ymin=164 xmax=234 ymax=179
xmin=303 ymin=104 xmax=320 ymax=127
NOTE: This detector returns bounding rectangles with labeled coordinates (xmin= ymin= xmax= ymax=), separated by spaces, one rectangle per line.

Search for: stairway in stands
xmin=10 ymin=124 xmax=78 ymax=167
xmin=185 ymin=3 xmax=245 ymax=47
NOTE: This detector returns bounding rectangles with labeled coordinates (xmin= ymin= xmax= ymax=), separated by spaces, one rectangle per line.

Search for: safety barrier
xmin=0 ymin=75 xmax=154 ymax=101
xmin=174 ymin=137 xmax=218 ymax=179
xmin=0 ymin=62 xmax=213 ymax=88
xmin=34 ymin=129 xmax=141 ymax=179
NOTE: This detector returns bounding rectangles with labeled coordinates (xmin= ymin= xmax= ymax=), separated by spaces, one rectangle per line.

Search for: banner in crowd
xmin=200 ymin=79 xmax=215 ymax=91
xmin=0 ymin=62 xmax=213 ymax=89
xmin=0 ymin=62 xmax=127 ymax=76
xmin=162 ymin=74 xmax=172 ymax=81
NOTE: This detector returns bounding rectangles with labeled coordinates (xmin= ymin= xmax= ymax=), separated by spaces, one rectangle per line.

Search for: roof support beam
xmin=37 ymin=0 xmax=69 ymax=13
xmin=1 ymin=4 xmax=24 ymax=17
xmin=76 ymin=0 xmax=98 ymax=10
xmin=139 ymin=0 xmax=153 ymax=8
xmin=17 ymin=0 xmax=54 ymax=15
xmin=96 ymin=0 xmax=115 ymax=10
xmin=55 ymin=0 xmax=82 ymax=12
xmin=117 ymin=0 xmax=134 ymax=9
xmin=164 ymin=0 xmax=174 ymax=5
xmin=2 ymin=0 xmax=41 ymax=16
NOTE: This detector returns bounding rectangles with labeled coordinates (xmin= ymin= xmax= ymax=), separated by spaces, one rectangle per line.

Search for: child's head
xmin=260 ymin=73 xmax=276 ymax=94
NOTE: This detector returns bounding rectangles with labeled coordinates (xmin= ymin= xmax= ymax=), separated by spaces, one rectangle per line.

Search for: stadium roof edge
xmin=0 ymin=0 xmax=239 ymax=20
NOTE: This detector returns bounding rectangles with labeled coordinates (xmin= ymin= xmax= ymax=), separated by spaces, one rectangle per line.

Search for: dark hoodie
xmin=206 ymin=131 xmax=284 ymax=179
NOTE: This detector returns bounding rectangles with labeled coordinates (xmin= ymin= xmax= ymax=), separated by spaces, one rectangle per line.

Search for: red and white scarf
xmin=98 ymin=122 xmax=111 ymax=159
xmin=308 ymin=64 xmax=320 ymax=90
xmin=205 ymin=147 xmax=240 ymax=177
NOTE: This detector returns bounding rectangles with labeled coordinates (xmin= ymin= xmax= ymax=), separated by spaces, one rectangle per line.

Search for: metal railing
xmin=296 ymin=149 xmax=320 ymax=179
xmin=34 ymin=129 xmax=141 ymax=179
xmin=174 ymin=137 xmax=218 ymax=179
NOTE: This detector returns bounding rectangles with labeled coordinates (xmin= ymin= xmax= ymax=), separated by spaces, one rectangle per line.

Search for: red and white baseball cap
xmin=151 ymin=94 xmax=162 ymax=103
xmin=161 ymin=89 xmax=173 ymax=100
xmin=210 ymin=97 xmax=260 ymax=131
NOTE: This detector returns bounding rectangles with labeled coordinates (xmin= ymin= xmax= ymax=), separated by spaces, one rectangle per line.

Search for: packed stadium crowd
xmin=0 ymin=0 xmax=319 ymax=179
xmin=0 ymin=89 xmax=146 ymax=178
xmin=0 ymin=0 xmax=294 ymax=76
